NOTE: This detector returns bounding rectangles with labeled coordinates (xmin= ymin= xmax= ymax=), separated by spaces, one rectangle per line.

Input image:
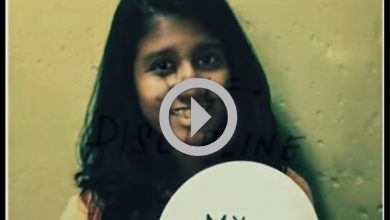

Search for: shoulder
xmin=286 ymin=168 xmax=313 ymax=202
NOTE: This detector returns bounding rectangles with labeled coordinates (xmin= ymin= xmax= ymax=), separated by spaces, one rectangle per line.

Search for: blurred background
xmin=8 ymin=0 xmax=382 ymax=219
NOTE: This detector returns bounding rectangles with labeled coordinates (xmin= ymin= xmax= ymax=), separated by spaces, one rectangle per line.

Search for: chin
xmin=170 ymin=128 xmax=203 ymax=146
xmin=185 ymin=134 xmax=206 ymax=146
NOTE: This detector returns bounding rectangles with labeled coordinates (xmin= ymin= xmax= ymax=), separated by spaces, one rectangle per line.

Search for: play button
xmin=190 ymin=97 xmax=211 ymax=137
xmin=159 ymin=78 xmax=237 ymax=156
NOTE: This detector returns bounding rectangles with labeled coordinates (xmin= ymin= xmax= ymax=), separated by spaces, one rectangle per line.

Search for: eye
xmin=150 ymin=60 xmax=176 ymax=75
xmin=198 ymin=55 xmax=217 ymax=65
xmin=195 ymin=54 xmax=222 ymax=70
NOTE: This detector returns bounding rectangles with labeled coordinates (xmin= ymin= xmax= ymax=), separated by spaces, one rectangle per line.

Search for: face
xmin=134 ymin=15 xmax=230 ymax=146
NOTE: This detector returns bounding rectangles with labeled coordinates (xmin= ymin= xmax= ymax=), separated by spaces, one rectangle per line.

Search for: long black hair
xmin=75 ymin=0 xmax=288 ymax=219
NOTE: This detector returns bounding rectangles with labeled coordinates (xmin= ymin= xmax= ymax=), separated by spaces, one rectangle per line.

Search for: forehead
xmin=136 ymin=15 xmax=221 ymax=56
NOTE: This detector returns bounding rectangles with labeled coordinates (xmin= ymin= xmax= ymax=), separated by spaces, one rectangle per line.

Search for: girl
xmin=61 ymin=0 xmax=312 ymax=219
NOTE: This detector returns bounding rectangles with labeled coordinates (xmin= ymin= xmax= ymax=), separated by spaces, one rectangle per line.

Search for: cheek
xmin=136 ymin=75 xmax=169 ymax=128
xmin=203 ymin=69 xmax=230 ymax=86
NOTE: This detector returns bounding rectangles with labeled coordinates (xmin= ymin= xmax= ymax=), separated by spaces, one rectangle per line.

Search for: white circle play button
xmin=160 ymin=161 xmax=318 ymax=220
xmin=159 ymin=78 xmax=237 ymax=156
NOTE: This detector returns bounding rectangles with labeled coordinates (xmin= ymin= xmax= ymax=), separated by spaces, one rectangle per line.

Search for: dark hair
xmin=75 ymin=0 xmax=287 ymax=219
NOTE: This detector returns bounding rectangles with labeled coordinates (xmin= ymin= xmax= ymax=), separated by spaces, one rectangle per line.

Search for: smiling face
xmin=134 ymin=15 xmax=230 ymax=146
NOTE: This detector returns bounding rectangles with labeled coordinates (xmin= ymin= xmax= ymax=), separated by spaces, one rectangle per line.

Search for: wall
xmin=8 ymin=1 xmax=118 ymax=219
xmin=228 ymin=1 xmax=382 ymax=219
xmin=8 ymin=0 xmax=382 ymax=219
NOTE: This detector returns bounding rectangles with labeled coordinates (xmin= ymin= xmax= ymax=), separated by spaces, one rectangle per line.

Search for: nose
xmin=178 ymin=61 xmax=198 ymax=81
xmin=174 ymin=62 xmax=206 ymax=103
xmin=164 ymin=61 xmax=201 ymax=93
xmin=177 ymin=88 xmax=208 ymax=105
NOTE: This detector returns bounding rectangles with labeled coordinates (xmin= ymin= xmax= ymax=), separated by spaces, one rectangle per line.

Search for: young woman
xmin=61 ymin=0 xmax=312 ymax=219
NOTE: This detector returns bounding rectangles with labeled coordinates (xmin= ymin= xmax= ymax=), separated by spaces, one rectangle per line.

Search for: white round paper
xmin=160 ymin=161 xmax=318 ymax=220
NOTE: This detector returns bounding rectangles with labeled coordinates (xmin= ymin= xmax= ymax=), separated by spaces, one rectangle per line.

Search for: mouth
xmin=170 ymin=107 xmax=192 ymax=118
xmin=169 ymin=104 xmax=211 ymax=127
xmin=170 ymin=104 xmax=210 ymax=117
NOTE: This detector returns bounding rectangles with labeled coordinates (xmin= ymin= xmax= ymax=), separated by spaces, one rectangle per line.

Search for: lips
xmin=169 ymin=103 xmax=211 ymax=128
xmin=170 ymin=104 xmax=210 ymax=117
xmin=169 ymin=90 xmax=216 ymax=126
xmin=170 ymin=107 xmax=191 ymax=118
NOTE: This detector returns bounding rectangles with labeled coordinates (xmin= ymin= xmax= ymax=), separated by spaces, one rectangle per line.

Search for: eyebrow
xmin=192 ymin=42 xmax=224 ymax=52
xmin=142 ymin=48 xmax=177 ymax=66
xmin=142 ymin=42 xmax=224 ymax=66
